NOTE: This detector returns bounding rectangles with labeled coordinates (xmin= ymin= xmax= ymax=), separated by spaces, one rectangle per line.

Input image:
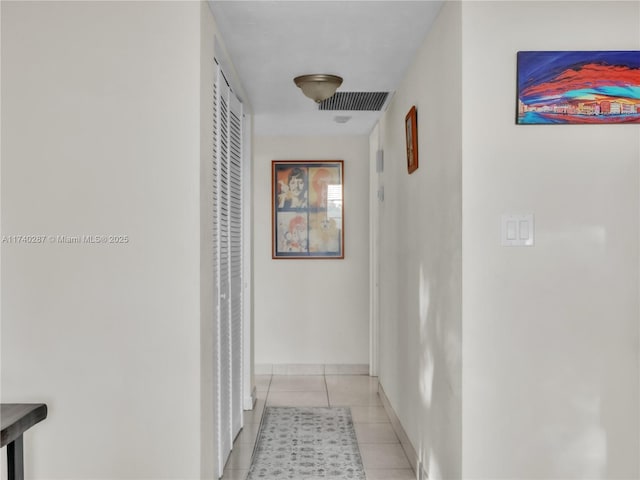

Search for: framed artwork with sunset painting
xmin=516 ymin=51 xmax=640 ymax=124
xmin=272 ymin=160 xmax=344 ymax=259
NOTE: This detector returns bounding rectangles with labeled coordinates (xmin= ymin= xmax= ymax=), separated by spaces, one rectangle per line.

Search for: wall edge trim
xmin=378 ymin=382 xmax=419 ymax=474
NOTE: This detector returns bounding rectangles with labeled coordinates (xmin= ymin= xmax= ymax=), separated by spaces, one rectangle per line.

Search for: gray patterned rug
xmin=247 ymin=406 xmax=366 ymax=480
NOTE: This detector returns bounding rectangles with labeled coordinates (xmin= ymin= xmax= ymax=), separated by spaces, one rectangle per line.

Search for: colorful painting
xmin=517 ymin=51 xmax=640 ymax=124
xmin=272 ymin=160 xmax=344 ymax=259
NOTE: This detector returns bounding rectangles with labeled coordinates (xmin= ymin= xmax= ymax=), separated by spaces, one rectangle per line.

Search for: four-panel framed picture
xmin=272 ymin=160 xmax=344 ymax=259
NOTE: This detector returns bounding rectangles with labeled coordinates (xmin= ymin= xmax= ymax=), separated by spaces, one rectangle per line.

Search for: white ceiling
xmin=208 ymin=1 xmax=444 ymax=136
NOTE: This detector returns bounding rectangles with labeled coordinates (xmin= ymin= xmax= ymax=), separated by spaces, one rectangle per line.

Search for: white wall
xmin=374 ymin=1 xmax=640 ymax=479
xmin=253 ymin=136 xmax=370 ymax=367
xmin=461 ymin=2 xmax=640 ymax=479
xmin=1 ymin=2 xmax=209 ymax=478
xmin=373 ymin=2 xmax=462 ymax=478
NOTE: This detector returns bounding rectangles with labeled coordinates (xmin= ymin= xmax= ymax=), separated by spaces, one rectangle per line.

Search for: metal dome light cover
xmin=294 ymin=74 xmax=343 ymax=103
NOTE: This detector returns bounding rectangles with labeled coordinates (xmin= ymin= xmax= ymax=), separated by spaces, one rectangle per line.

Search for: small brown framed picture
xmin=405 ymin=106 xmax=418 ymax=174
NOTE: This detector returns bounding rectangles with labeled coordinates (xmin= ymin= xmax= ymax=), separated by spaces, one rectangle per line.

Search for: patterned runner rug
xmin=247 ymin=406 xmax=366 ymax=480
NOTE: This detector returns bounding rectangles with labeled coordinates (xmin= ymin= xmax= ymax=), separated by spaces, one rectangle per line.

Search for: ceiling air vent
xmin=319 ymin=92 xmax=389 ymax=111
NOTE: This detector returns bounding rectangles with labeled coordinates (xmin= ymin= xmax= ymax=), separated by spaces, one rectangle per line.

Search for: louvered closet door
xmin=211 ymin=67 xmax=223 ymax=477
xmin=213 ymin=64 xmax=243 ymax=478
xmin=228 ymin=92 xmax=243 ymax=437
xmin=214 ymin=66 xmax=232 ymax=475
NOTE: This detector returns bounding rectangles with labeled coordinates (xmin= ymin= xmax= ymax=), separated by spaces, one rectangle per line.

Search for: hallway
xmin=222 ymin=375 xmax=414 ymax=479
xmin=2 ymin=2 xmax=639 ymax=479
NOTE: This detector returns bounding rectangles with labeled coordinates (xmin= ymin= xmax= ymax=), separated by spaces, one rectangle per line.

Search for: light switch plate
xmin=376 ymin=149 xmax=384 ymax=173
xmin=418 ymin=461 xmax=426 ymax=480
xmin=501 ymin=214 xmax=534 ymax=246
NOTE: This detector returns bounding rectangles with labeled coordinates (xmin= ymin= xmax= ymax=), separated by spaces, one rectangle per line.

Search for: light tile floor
xmin=221 ymin=374 xmax=415 ymax=480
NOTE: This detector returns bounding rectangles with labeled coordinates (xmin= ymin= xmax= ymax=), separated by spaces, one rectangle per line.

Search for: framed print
xmin=272 ymin=160 xmax=344 ymax=259
xmin=405 ymin=106 xmax=418 ymax=173
xmin=517 ymin=51 xmax=640 ymax=124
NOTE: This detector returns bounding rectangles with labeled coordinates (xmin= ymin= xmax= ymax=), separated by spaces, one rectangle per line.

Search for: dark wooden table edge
xmin=1 ymin=404 xmax=48 ymax=447
xmin=1 ymin=403 xmax=48 ymax=480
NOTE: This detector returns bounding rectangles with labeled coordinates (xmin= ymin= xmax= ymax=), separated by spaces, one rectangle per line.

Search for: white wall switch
xmin=501 ymin=214 xmax=534 ymax=246
xmin=376 ymin=149 xmax=384 ymax=173
xmin=418 ymin=461 xmax=426 ymax=480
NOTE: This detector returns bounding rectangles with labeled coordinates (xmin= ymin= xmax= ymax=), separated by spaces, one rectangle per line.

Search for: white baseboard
xmin=243 ymin=386 xmax=257 ymax=411
xmin=255 ymin=364 xmax=369 ymax=375
xmin=254 ymin=364 xmax=274 ymax=375
xmin=378 ymin=382 xmax=419 ymax=475
xmin=274 ymin=364 xmax=325 ymax=375
xmin=325 ymin=364 xmax=369 ymax=375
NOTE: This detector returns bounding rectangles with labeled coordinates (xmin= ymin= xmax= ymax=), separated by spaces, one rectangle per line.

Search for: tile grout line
xmin=267 ymin=374 xmax=272 ymax=400
xmin=324 ymin=373 xmax=331 ymax=407
xmin=263 ymin=374 xmax=271 ymax=406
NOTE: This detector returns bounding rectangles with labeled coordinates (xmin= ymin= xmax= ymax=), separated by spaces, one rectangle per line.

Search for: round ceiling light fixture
xmin=294 ymin=74 xmax=343 ymax=103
